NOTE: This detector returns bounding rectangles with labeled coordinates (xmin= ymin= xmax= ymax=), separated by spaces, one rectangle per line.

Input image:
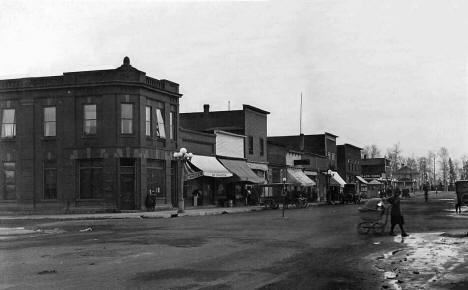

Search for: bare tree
xmin=404 ymin=156 xmax=417 ymax=170
xmin=427 ymin=151 xmax=436 ymax=187
xmin=460 ymin=155 xmax=468 ymax=180
xmin=387 ymin=143 xmax=402 ymax=178
xmin=418 ymin=156 xmax=429 ymax=184
xmin=449 ymin=158 xmax=456 ymax=189
xmin=362 ymin=144 xmax=381 ymax=159
xmin=438 ymin=147 xmax=449 ymax=191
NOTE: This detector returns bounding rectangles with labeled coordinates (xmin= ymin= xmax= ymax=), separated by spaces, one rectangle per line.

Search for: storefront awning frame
xmin=189 ymin=155 xmax=233 ymax=178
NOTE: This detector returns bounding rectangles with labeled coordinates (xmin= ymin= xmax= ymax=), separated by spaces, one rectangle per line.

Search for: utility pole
xmin=299 ymin=92 xmax=302 ymax=134
xmin=433 ymin=155 xmax=436 ymax=191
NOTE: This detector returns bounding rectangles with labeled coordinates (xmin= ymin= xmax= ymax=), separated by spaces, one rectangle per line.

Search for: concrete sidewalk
xmin=0 ymin=206 xmax=265 ymax=221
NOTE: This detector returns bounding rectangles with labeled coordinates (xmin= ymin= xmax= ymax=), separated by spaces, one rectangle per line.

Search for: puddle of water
xmin=388 ymin=279 xmax=402 ymax=290
xmin=377 ymin=232 xmax=468 ymax=289
xmin=0 ymin=227 xmax=36 ymax=235
xmin=0 ymin=227 xmax=65 ymax=237
xmin=384 ymin=271 xmax=396 ymax=279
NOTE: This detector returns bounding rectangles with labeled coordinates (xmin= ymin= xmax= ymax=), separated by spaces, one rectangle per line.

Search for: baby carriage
xmin=357 ymin=198 xmax=389 ymax=234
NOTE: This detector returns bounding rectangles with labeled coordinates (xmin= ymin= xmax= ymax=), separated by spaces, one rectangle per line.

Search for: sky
xmin=1 ymin=0 xmax=467 ymax=159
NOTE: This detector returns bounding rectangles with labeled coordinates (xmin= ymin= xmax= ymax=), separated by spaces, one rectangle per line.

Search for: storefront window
xmin=44 ymin=161 xmax=57 ymax=199
xmin=147 ymin=159 xmax=165 ymax=198
xmin=2 ymin=162 xmax=16 ymax=200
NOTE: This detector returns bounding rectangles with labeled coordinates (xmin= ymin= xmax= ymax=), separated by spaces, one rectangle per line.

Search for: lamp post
xmin=173 ymin=148 xmax=193 ymax=213
xmin=326 ymin=169 xmax=332 ymax=204
xmin=282 ymin=177 xmax=287 ymax=218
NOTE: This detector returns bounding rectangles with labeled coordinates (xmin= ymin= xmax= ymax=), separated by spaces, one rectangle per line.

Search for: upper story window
xmin=248 ymin=136 xmax=254 ymax=155
xmin=155 ymin=102 xmax=166 ymax=138
xmin=259 ymin=138 xmax=264 ymax=156
xmin=44 ymin=106 xmax=56 ymax=137
xmin=169 ymin=105 xmax=176 ymax=140
xmin=145 ymin=106 xmax=152 ymax=137
xmin=83 ymin=104 xmax=97 ymax=135
xmin=1 ymin=109 xmax=16 ymax=138
xmin=121 ymin=103 xmax=133 ymax=134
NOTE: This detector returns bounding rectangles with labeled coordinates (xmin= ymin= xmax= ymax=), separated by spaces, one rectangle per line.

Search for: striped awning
xmin=287 ymin=168 xmax=316 ymax=187
xmin=356 ymin=176 xmax=368 ymax=184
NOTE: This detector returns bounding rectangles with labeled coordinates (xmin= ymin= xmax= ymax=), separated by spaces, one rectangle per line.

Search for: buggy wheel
xmin=357 ymin=222 xmax=373 ymax=234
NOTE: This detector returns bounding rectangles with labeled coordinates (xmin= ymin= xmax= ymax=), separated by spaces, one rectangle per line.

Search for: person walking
xmin=423 ymin=183 xmax=429 ymax=202
xmin=387 ymin=188 xmax=409 ymax=237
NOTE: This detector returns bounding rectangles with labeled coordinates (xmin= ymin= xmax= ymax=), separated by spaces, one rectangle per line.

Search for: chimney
xmin=203 ymin=104 xmax=210 ymax=113
xmin=299 ymin=133 xmax=304 ymax=151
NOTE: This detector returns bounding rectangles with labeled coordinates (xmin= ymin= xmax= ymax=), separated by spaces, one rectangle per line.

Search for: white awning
xmin=189 ymin=155 xmax=233 ymax=178
xmin=330 ymin=171 xmax=346 ymax=188
xmin=368 ymin=179 xmax=383 ymax=185
xmin=287 ymin=168 xmax=316 ymax=187
xmin=247 ymin=162 xmax=269 ymax=172
xmin=356 ymin=176 xmax=368 ymax=184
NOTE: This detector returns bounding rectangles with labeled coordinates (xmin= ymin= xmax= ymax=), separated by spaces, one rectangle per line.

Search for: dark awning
xmin=218 ymin=158 xmax=265 ymax=184
xmin=183 ymin=161 xmax=203 ymax=180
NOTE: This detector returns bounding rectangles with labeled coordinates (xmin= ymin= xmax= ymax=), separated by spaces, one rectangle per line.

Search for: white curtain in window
xmin=156 ymin=109 xmax=166 ymax=138
xmin=1 ymin=109 xmax=15 ymax=137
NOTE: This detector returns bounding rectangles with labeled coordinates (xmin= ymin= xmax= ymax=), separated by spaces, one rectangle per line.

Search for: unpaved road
xmin=0 ymin=191 xmax=466 ymax=290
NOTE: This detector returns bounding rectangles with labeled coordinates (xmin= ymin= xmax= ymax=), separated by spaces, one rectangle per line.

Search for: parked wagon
xmin=254 ymin=183 xmax=308 ymax=209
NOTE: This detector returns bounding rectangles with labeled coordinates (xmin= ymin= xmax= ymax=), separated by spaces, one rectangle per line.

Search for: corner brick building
xmin=0 ymin=57 xmax=182 ymax=213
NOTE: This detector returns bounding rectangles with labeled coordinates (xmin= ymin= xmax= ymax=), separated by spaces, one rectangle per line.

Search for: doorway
xmin=119 ymin=158 xmax=135 ymax=210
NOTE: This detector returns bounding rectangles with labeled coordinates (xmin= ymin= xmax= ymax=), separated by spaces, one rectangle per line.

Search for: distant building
xmin=267 ymin=133 xmax=342 ymax=202
xmin=266 ymin=140 xmax=317 ymax=200
xmin=180 ymin=104 xmax=270 ymax=182
xmin=361 ymin=158 xmax=390 ymax=181
xmin=393 ymin=165 xmax=419 ymax=191
xmin=0 ymin=57 xmax=181 ymax=213
xmin=337 ymin=143 xmax=362 ymax=183
xmin=267 ymin=132 xmax=338 ymax=170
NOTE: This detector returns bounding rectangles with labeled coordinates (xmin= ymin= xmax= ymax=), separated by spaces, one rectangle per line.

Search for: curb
xmin=0 ymin=206 xmax=265 ymax=221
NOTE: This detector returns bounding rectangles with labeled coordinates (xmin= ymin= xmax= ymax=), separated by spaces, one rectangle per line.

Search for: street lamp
xmin=173 ymin=147 xmax=193 ymax=213
xmin=282 ymin=177 xmax=287 ymax=218
xmin=326 ymin=169 xmax=333 ymax=204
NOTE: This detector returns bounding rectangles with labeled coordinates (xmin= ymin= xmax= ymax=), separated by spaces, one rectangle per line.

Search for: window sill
xmin=42 ymin=137 xmax=57 ymax=141
xmin=120 ymin=134 xmax=136 ymax=138
xmin=81 ymin=135 xmax=97 ymax=139
xmin=76 ymin=198 xmax=106 ymax=202
xmin=0 ymin=137 xmax=16 ymax=142
xmin=39 ymin=199 xmax=58 ymax=203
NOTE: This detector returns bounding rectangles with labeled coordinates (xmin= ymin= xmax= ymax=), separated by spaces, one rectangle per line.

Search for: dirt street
xmin=0 ymin=191 xmax=466 ymax=290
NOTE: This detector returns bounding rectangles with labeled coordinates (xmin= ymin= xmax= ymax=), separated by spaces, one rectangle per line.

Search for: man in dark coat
xmin=387 ymin=188 xmax=409 ymax=237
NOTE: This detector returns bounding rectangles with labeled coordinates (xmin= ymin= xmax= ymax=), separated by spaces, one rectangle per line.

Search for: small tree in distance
xmin=362 ymin=144 xmax=381 ymax=159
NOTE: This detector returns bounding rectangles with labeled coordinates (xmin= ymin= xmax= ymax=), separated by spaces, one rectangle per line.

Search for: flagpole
xmin=300 ymin=92 xmax=303 ymax=134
